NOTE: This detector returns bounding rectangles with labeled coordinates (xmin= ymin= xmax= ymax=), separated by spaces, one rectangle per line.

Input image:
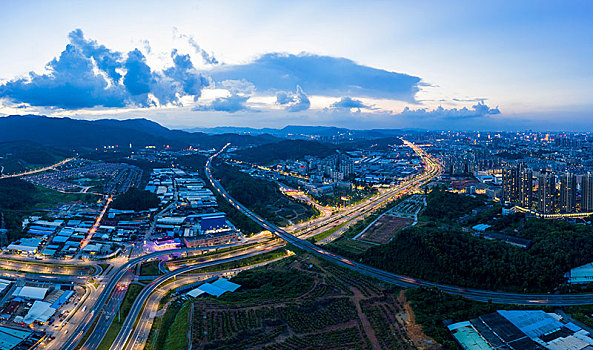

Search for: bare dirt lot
xmin=360 ymin=215 xmax=414 ymax=244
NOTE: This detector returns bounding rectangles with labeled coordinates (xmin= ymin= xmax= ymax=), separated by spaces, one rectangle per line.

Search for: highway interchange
xmin=5 ymin=138 xmax=593 ymax=350
xmin=205 ymin=141 xmax=593 ymax=307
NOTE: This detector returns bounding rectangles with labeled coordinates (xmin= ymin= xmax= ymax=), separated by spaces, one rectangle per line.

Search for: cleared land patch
xmin=359 ymin=215 xmax=414 ymax=244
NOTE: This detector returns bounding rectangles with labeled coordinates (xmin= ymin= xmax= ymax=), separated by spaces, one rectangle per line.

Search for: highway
xmin=79 ymin=272 xmax=134 ymax=350
xmin=0 ymin=157 xmax=76 ymax=179
xmin=59 ymin=243 xmax=246 ymax=350
xmin=206 ymin=141 xmax=593 ymax=306
xmin=109 ymin=249 xmax=281 ymax=350
xmin=277 ymin=140 xmax=440 ymax=241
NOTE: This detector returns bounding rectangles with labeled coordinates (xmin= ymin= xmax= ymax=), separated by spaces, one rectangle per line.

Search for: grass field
xmin=310 ymin=222 xmax=346 ymax=243
xmin=140 ymin=260 xmax=163 ymax=276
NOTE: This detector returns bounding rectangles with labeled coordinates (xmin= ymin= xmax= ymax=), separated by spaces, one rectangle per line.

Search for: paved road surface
xmin=206 ymin=141 xmax=593 ymax=307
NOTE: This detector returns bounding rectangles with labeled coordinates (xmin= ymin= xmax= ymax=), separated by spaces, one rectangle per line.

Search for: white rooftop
xmin=14 ymin=286 xmax=48 ymax=300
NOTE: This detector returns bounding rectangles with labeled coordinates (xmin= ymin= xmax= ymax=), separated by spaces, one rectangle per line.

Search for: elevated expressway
xmin=59 ymin=243 xmax=255 ymax=350
xmin=58 ymin=138 xmax=593 ymax=349
xmin=206 ymin=140 xmax=593 ymax=307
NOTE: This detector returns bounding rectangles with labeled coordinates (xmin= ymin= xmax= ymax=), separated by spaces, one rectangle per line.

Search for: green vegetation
xmin=314 ymin=186 xmax=377 ymax=207
xmin=309 ymin=222 xmax=346 ymax=243
xmin=163 ymin=301 xmax=191 ymax=350
xmin=322 ymin=189 xmax=593 ymax=292
xmin=213 ymin=161 xmax=319 ymax=226
xmin=0 ymin=178 xmax=97 ymax=240
xmin=111 ymin=188 xmax=160 ymax=211
xmin=188 ymin=257 xmax=381 ymax=349
xmin=145 ymin=298 xmax=188 ymax=350
xmin=421 ymin=187 xmax=485 ymax=221
xmin=97 ymin=283 xmax=144 ymax=350
xmin=360 ymin=213 xmax=593 ymax=292
xmin=140 ymin=260 xmax=163 ymax=276
xmin=218 ymin=269 xmax=314 ymax=304
xmin=0 ymin=140 xmax=68 ymax=175
xmin=233 ymin=140 xmax=337 ymax=165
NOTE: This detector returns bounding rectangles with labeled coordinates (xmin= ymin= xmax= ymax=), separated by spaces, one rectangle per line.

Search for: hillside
xmin=0 ymin=141 xmax=69 ymax=175
xmin=233 ymin=140 xmax=339 ymax=164
xmin=0 ymin=115 xmax=280 ymax=150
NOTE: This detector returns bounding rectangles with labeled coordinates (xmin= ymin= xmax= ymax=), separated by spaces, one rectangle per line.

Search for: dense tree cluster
xmin=359 ymin=215 xmax=593 ymax=292
xmin=222 ymin=269 xmax=314 ymax=302
xmin=234 ymin=140 xmax=337 ymax=165
xmin=422 ymin=187 xmax=485 ymax=221
xmin=0 ymin=179 xmax=39 ymax=240
xmin=213 ymin=161 xmax=318 ymax=226
xmin=111 ymin=188 xmax=160 ymax=211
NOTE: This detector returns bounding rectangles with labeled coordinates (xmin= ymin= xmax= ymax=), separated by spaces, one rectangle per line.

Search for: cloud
xmin=276 ymin=85 xmax=310 ymax=112
xmin=164 ymin=49 xmax=209 ymax=98
xmin=210 ymin=52 xmax=421 ymax=102
xmin=68 ymin=29 xmax=123 ymax=83
xmin=174 ymin=29 xmax=218 ymax=65
xmin=193 ymin=94 xmax=250 ymax=113
xmin=219 ymin=79 xmax=255 ymax=95
xmin=330 ymin=97 xmax=373 ymax=110
xmin=0 ymin=43 xmax=127 ymax=109
xmin=123 ymin=49 xmax=152 ymax=96
xmin=0 ymin=29 xmax=209 ymax=109
xmin=399 ymin=102 xmax=501 ymax=119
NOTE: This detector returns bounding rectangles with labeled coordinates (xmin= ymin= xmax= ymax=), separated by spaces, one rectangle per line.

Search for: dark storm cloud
xmin=211 ymin=52 xmax=421 ymax=102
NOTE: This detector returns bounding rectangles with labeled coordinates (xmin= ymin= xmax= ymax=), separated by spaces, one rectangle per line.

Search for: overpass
xmin=206 ymin=141 xmax=593 ymax=306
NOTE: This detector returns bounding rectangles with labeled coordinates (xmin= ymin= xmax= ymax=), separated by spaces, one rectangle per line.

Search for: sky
xmin=0 ymin=0 xmax=591 ymax=131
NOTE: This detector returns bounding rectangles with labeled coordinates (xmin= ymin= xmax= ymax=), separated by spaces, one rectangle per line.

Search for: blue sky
xmin=0 ymin=0 xmax=591 ymax=130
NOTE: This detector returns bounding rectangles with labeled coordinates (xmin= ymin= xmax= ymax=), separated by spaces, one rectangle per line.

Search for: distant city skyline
xmin=0 ymin=0 xmax=592 ymax=131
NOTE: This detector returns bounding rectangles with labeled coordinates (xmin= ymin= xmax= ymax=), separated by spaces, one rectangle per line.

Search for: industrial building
xmin=449 ymin=310 xmax=593 ymax=350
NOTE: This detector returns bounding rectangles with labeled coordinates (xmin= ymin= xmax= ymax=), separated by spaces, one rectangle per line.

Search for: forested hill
xmin=0 ymin=141 xmax=68 ymax=175
xmin=233 ymin=140 xmax=339 ymax=164
xmin=0 ymin=115 xmax=280 ymax=150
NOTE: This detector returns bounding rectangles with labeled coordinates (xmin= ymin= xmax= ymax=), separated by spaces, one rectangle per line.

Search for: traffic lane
xmin=207 ymin=142 xmax=593 ymax=306
xmin=110 ymin=248 xmax=277 ymax=350
xmin=81 ymin=273 xmax=133 ymax=349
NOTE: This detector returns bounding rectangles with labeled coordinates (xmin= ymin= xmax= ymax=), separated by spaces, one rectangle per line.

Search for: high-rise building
xmin=502 ymin=166 xmax=518 ymax=204
xmin=502 ymin=164 xmax=532 ymax=207
xmin=559 ymin=172 xmax=577 ymax=213
xmin=538 ymin=172 xmax=556 ymax=214
xmin=518 ymin=168 xmax=533 ymax=208
xmin=583 ymin=172 xmax=593 ymax=212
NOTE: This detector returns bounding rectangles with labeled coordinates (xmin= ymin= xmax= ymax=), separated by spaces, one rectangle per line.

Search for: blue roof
xmin=27 ymin=229 xmax=52 ymax=236
xmin=197 ymin=283 xmax=227 ymax=297
xmin=52 ymin=236 xmax=69 ymax=243
xmin=498 ymin=310 xmax=562 ymax=338
xmin=211 ymin=278 xmax=241 ymax=293
xmin=42 ymin=249 xmax=57 ymax=256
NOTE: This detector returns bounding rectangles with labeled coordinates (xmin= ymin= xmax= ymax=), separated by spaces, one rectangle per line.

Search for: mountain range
xmin=0 ymin=115 xmax=279 ymax=150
